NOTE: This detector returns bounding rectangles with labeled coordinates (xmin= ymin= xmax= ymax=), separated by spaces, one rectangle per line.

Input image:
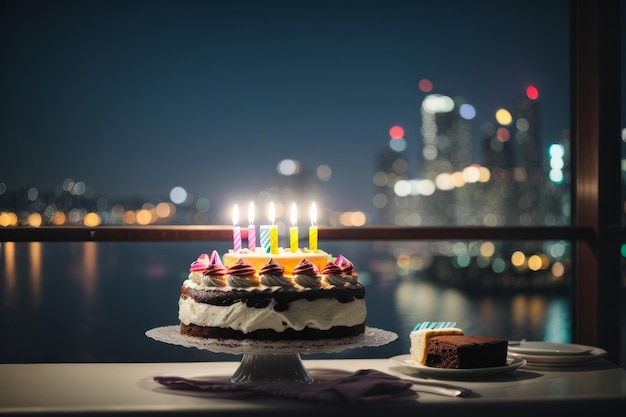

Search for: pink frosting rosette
xmin=189 ymin=253 xmax=210 ymax=272
xmin=334 ymin=254 xmax=357 ymax=276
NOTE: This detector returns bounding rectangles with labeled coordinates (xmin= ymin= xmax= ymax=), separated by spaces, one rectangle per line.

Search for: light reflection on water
xmin=0 ymin=241 xmax=572 ymax=363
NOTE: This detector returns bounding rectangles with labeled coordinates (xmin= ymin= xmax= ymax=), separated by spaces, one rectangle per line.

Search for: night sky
xmin=0 ymin=0 xmax=574 ymax=214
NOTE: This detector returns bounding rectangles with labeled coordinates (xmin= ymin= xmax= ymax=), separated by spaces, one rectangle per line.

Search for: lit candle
xmin=247 ymin=201 xmax=256 ymax=251
xmin=309 ymin=202 xmax=318 ymax=252
xmin=269 ymin=201 xmax=279 ymax=254
xmin=289 ymin=203 xmax=298 ymax=253
xmin=232 ymin=204 xmax=242 ymax=253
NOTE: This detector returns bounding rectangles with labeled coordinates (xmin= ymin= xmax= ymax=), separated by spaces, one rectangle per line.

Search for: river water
xmin=0 ymin=241 xmax=574 ymax=363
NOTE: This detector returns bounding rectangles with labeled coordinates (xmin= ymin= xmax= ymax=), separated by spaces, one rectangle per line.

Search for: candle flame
xmin=310 ymin=202 xmax=317 ymax=226
xmin=290 ymin=203 xmax=297 ymax=226
xmin=269 ymin=201 xmax=275 ymax=225
xmin=248 ymin=201 xmax=254 ymax=225
xmin=232 ymin=204 xmax=239 ymax=226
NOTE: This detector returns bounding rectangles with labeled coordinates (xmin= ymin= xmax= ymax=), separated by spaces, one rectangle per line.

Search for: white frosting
xmin=178 ymin=287 xmax=366 ymax=334
xmin=409 ymin=328 xmax=464 ymax=365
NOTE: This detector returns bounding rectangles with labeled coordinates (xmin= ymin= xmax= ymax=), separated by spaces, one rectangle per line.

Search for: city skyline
xmin=0 ymin=0 xmax=573 ymax=215
xmin=0 ymin=85 xmax=570 ymax=230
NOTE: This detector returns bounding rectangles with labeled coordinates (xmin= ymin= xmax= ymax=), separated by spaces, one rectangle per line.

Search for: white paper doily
xmin=146 ymin=325 xmax=397 ymax=355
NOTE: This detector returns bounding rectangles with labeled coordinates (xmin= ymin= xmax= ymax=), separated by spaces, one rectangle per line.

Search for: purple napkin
xmin=154 ymin=369 xmax=415 ymax=404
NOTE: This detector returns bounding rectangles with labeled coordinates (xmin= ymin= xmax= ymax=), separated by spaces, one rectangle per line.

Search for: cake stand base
xmin=146 ymin=325 xmax=397 ymax=384
xmin=230 ymin=353 xmax=313 ymax=384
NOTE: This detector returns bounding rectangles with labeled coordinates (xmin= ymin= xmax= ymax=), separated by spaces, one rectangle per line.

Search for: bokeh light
xmin=480 ymin=242 xmax=496 ymax=257
xmin=83 ymin=212 xmax=101 ymax=227
xmin=27 ymin=213 xmax=43 ymax=227
xmin=389 ymin=125 xmax=404 ymax=139
xmin=495 ymin=108 xmax=513 ymax=125
xmin=195 ymin=198 xmax=209 ymax=213
xmin=389 ymin=138 xmax=407 ymax=152
xmin=549 ymin=144 xmax=565 ymax=158
xmin=50 ymin=211 xmax=66 ymax=225
xmin=516 ymin=117 xmax=530 ymax=132
xmin=123 ymin=210 xmax=136 ymax=224
xmin=27 ymin=187 xmax=38 ymax=201
xmin=496 ymin=127 xmax=510 ymax=142
xmin=491 ymin=258 xmax=506 ymax=273
xmin=277 ymin=159 xmax=301 ymax=176
xmin=372 ymin=171 xmax=387 ymax=187
xmin=169 ymin=186 xmax=188 ymax=205
xmin=459 ymin=103 xmax=476 ymax=120
xmin=135 ymin=209 xmax=152 ymax=225
xmin=422 ymin=94 xmax=455 ymax=113
xmin=372 ymin=193 xmax=388 ymax=208
xmin=157 ymin=201 xmax=176 ymax=218
xmin=0 ymin=212 xmax=19 ymax=227
xmin=527 ymin=254 xmax=542 ymax=271
xmin=511 ymin=251 xmax=526 ymax=267
xmin=316 ymin=164 xmax=332 ymax=181
xmin=418 ymin=78 xmax=433 ymax=92
xmin=526 ymin=85 xmax=539 ymax=100
xmin=551 ymin=262 xmax=565 ymax=278
xmin=338 ymin=211 xmax=367 ymax=227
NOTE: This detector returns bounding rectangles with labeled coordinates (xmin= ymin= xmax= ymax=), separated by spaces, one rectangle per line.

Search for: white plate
xmin=508 ymin=341 xmax=594 ymax=356
xmin=389 ymin=354 xmax=526 ymax=379
xmin=506 ymin=346 xmax=608 ymax=366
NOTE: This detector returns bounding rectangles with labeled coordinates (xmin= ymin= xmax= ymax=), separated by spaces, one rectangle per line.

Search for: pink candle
xmin=247 ymin=201 xmax=256 ymax=250
xmin=232 ymin=204 xmax=242 ymax=253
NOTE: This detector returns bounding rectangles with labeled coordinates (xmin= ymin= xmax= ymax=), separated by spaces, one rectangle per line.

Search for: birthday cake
xmin=178 ymin=249 xmax=367 ymax=341
xmin=410 ymin=325 xmax=508 ymax=369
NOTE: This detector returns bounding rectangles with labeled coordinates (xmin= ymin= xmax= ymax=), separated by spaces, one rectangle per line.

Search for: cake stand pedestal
xmin=230 ymin=353 xmax=313 ymax=384
xmin=146 ymin=325 xmax=397 ymax=384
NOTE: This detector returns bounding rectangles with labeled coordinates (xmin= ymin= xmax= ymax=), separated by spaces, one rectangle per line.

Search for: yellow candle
xmin=289 ymin=203 xmax=298 ymax=253
xmin=309 ymin=202 xmax=318 ymax=252
xmin=269 ymin=201 xmax=279 ymax=254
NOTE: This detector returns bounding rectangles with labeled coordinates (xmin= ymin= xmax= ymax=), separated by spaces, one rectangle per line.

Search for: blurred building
xmin=372 ymin=87 xmax=573 ymax=290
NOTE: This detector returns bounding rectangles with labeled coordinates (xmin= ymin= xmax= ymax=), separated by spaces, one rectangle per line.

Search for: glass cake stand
xmin=146 ymin=325 xmax=397 ymax=384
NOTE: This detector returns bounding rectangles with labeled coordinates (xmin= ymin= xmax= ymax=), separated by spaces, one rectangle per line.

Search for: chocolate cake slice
xmin=425 ymin=335 xmax=508 ymax=369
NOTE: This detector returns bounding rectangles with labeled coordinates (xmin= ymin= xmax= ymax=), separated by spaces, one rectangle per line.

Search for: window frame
xmin=0 ymin=0 xmax=622 ymax=365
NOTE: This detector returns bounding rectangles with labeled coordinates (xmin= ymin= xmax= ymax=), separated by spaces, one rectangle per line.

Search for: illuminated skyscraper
xmin=419 ymin=93 xmax=473 ymax=225
xmin=511 ymin=89 xmax=543 ymax=225
xmin=373 ymin=131 xmax=412 ymax=225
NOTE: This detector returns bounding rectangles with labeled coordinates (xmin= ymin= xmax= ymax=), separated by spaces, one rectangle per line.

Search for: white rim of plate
xmin=506 ymin=347 xmax=607 ymax=364
xmin=389 ymin=354 xmax=526 ymax=377
xmin=507 ymin=341 xmax=595 ymax=356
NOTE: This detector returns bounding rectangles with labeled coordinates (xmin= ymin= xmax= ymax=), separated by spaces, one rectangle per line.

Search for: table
xmin=1 ymin=359 xmax=625 ymax=416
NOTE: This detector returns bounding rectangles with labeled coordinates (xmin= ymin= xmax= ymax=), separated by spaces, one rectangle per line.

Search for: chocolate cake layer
xmin=181 ymin=284 xmax=366 ymax=308
xmin=425 ymin=335 xmax=508 ymax=369
xmin=180 ymin=322 xmax=366 ymax=341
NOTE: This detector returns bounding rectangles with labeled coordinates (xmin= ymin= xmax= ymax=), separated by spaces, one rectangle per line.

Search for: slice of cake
xmin=424 ymin=335 xmax=508 ymax=369
xmin=410 ymin=327 xmax=464 ymax=365
xmin=410 ymin=325 xmax=508 ymax=369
